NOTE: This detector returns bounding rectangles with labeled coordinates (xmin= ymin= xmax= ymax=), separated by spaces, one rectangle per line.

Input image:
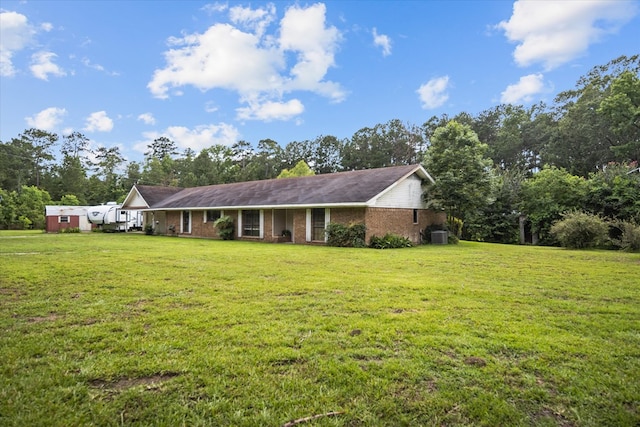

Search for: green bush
xmin=369 ymin=233 xmax=412 ymax=249
xmin=59 ymin=227 xmax=80 ymax=233
xmin=550 ymin=211 xmax=608 ymax=249
xmin=612 ymin=221 xmax=640 ymax=252
xmin=325 ymin=222 xmax=366 ymax=247
xmin=213 ymin=215 xmax=234 ymax=240
xmin=144 ymin=224 xmax=154 ymax=235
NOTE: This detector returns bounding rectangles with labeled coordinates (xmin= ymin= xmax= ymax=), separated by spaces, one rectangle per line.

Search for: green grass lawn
xmin=1 ymin=232 xmax=638 ymax=426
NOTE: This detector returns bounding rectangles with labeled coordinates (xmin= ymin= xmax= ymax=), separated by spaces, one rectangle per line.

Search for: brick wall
xmin=162 ymin=207 xmax=444 ymax=245
xmin=364 ymin=207 xmax=445 ymax=244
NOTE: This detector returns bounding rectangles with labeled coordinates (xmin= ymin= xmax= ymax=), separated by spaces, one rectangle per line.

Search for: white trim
xmin=324 ymin=208 xmax=330 ymax=242
xmin=135 ymin=202 xmax=370 ymax=212
xmin=237 ymin=209 xmax=243 ymax=238
xmin=259 ymin=210 xmax=264 ymax=239
xmin=305 ymin=209 xmax=312 ymax=242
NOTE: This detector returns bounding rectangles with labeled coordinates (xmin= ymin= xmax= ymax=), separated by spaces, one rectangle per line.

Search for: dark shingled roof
xmin=135 ymin=164 xmax=428 ymax=210
xmin=134 ymin=185 xmax=183 ymax=208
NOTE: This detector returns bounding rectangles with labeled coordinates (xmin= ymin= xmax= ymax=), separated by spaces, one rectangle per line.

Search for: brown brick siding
xmin=161 ymin=207 xmax=444 ymax=245
xmin=364 ymin=208 xmax=445 ymax=244
xmin=331 ymin=207 xmax=365 ymax=225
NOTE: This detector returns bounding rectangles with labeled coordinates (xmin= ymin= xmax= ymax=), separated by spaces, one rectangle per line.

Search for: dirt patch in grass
xmin=27 ymin=313 xmax=61 ymax=323
xmin=533 ymin=406 xmax=576 ymax=427
xmin=464 ymin=356 xmax=487 ymax=367
xmin=0 ymin=287 xmax=26 ymax=300
xmin=89 ymin=373 xmax=181 ymax=391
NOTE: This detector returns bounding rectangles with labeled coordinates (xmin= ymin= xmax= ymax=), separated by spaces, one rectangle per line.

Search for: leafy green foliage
xmin=519 ymin=166 xmax=588 ymax=245
xmin=422 ymin=120 xmax=493 ymax=223
xmin=550 ymin=211 xmax=609 ymax=249
xmin=585 ymin=162 xmax=640 ymax=222
xmin=325 ymin=222 xmax=366 ymax=247
xmin=59 ymin=227 xmax=80 ymax=233
xmin=277 ymin=160 xmax=315 ymax=178
xmin=213 ymin=215 xmax=234 ymax=240
xmin=0 ymin=186 xmax=52 ymax=230
xmin=463 ymin=168 xmax=524 ymax=244
xmin=369 ymin=233 xmax=412 ymax=249
xmin=612 ymin=220 xmax=640 ymax=252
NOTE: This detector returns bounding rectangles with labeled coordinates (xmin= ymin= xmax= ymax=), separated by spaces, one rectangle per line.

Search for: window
xmin=311 ymin=208 xmax=325 ymax=241
xmin=413 ymin=209 xmax=418 ymax=224
xmin=59 ymin=216 xmax=69 ymax=223
xmin=242 ymin=210 xmax=260 ymax=237
xmin=206 ymin=210 xmax=221 ymax=222
xmin=182 ymin=210 xmax=191 ymax=233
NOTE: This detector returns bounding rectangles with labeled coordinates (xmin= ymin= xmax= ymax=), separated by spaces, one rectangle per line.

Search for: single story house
xmin=45 ymin=206 xmax=94 ymax=232
xmin=121 ymin=164 xmax=445 ymax=244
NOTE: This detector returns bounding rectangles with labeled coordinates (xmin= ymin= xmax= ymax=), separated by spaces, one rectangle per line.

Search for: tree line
xmin=1 ymin=55 xmax=638 ymax=245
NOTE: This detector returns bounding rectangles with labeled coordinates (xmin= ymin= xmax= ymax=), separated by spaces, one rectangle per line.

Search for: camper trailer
xmin=87 ymin=202 xmax=143 ymax=232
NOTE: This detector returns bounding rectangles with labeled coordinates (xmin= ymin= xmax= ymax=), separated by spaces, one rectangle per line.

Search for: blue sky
xmin=1 ymin=0 xmax=639 ymax=164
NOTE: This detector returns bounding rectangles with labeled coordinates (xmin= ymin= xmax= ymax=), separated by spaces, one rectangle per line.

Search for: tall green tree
xmin=463 ymin=168 xmax=525 ymax=244
xmin=17 ymin=129 xmax=58 ymax=187
xmin=519 ymin=166 xmax=588 ymax=245
xmin=310 ymin=135 xmax=343 ymax=174
xmin=92 ymin=146 xmax=126 ymax=202
xmin=12 ymin=185 xmax=52 ymax=229
xmin=422 ymin=120 xmax=493 ymax=225
xmin=546 ymin=55 xmax=639 ymax=176
xmin=598 ymin=70 xmax=640 ymax=161
xmin=277 ymin=160 xmax=315 ymax=178
xmin=0 ymin=138 xmax=34 ymax=191
xmin=145 ymin=136 xmax=178 ymax=161
xmin=343 ymin=119 xmax=423 ymax=170
xmin=585 ymin=162 xmax=640 ymax=222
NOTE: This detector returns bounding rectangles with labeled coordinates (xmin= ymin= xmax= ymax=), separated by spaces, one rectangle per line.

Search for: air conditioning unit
xmin=431 ymin=230 xmax=448 ymax=244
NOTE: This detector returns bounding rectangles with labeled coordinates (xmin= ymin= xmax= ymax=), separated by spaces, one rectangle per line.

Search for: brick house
xmin=121 ymin=164 xmax=445 ymax=244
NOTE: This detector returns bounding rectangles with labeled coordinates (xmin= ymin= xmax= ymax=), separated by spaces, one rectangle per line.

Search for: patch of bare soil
xmin=27 ymin=313 xmax=60 ymax=323
xmin=463 ymin=356 xmax=487 ymax=367
xmin=89 ymin=373 xmax=180 ymax=391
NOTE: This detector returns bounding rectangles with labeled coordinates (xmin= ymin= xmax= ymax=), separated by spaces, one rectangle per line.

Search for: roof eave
xmin=143 ymin=202 xmax=370 ymax=211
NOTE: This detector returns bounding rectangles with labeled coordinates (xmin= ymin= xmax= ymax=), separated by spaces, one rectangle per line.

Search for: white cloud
xmin=84 ymin=111 xmax=114 ymax=132
xmin=202 ymin=2 xmax=228 ymax=14
xmin=0 ymin=11 xmax=35 ymax=77
xmin=500 ymin=73 xmax=546 ymax=104
xmin=81 ymin=57 xmax=119 ymax=76
xmin=229 ymin=3 xmax=276 ymax=38
xmin=236 ymin=98 xmax=304 ymax=121
xmin=30 ymin=51 xmax=66 ymax=80
xmin=497 ymin=0 xmax=637 ymax=70
xmin=137 ymin=113 xmax=156 ymax=125
xmin=135 ymin=123 xmax=241 ymax=153
xmin=148 ymin=3 xmax=344 ymax=122
xmin=372 ymin=28 xmax=391 ymax=56
xmin=204 ymin=101 xmax=218 ymax=113
xmin=417 ymin=76 xmax=450 ymax=109
xmin=25 ymin=107 xmax=67 ymax=130
xmin=40 ymin=22 xmax=53 ymax=32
